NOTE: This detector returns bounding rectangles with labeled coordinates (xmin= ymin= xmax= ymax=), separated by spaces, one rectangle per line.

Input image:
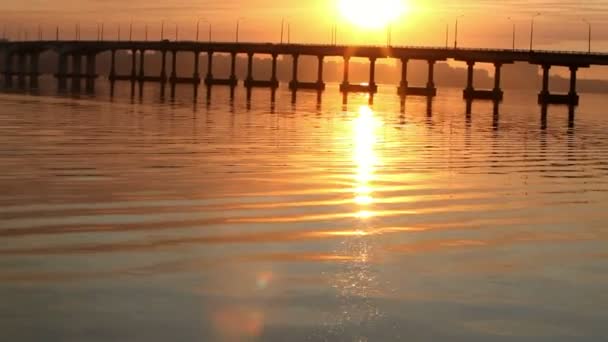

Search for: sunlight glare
xmin=353 ymin=105 xmax=382 ymax=219
xmin=339 ymin=0 xmax=407 ymax=29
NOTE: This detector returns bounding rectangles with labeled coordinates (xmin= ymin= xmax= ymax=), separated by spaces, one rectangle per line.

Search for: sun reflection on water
xmin=328 ymin=105 xmax=384 ymax=339
xmin=353 ymin=105 xmax=382 ymax=218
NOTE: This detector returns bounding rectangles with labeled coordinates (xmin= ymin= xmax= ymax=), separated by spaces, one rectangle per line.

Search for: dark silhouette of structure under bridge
xmin=2 ymin=40 xmax=607 ymax=106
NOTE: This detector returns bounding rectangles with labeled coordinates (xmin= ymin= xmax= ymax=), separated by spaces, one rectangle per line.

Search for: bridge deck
xmin=1 ymin=41 xmax=606 ymax=67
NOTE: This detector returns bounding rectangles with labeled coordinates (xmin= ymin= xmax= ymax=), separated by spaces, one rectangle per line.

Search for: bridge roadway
xmin=1 ymin=40 xmax=606 ymax=106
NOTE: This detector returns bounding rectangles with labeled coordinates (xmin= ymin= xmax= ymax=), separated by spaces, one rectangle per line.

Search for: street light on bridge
xmin=196 ymin=19 xmax=212 ymax=42
xmin=529 ymin=12 xmax=541 ymax=51
xmin=582 ymin=18 xmax=591 ymax=54
xmin=236 ymin=17 xmax=245 ymax=43
xmin=454 ymin=14 xmax=464 ymax=49
xmin=507 ymin=17 xmax=515 ymax=50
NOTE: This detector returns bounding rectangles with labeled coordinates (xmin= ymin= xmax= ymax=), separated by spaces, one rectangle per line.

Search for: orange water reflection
xmin=328 ymin=105 xmax=384 ymax=337
xmin=353 ymin=105 xmax=382 ymax=219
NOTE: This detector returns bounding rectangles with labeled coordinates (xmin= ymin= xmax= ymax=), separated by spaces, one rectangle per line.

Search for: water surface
xmin=1 ymin=81 xmax=607 ymax=341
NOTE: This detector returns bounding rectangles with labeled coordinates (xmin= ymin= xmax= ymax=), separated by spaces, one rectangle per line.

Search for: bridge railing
xmin=2 ymin=40 xmax=608 ymax=57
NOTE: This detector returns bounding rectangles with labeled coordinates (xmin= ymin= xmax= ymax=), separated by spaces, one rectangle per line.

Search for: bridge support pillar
xmin=29 ymin=53 xmax=40 ymax=89
xmin=540 ymin=64 xmax=550 ymax=98
xmin=159 ymin=50 xmax=167 ymax=84
xmin=537 ymin=64 xmax=579 ymax=106
xmin=271 ymin=54 xmax=279 ymax=88
xmin=170 ymin=51 xmax=177 ymax=83
xmin=57 ymin=53 xmax=68 ymax=91
xmin=188 ymin=51 xmax=199 ymax=85
xmin=368 ymin=57 xmax=378 ymax=93
xmin=397 ymin=58 xmax=408 ymax=95
xmin=244 ymin=52 xmax=254 ymax=87
xmin=4 ymin=53 xmax=13 ymax=88
xmin=202 ymin=51 xmax=210 ymax=85
xmin=229 ymin=52 xmax=237 ymax=86
xmin=288 ymin=54 xmax=299 ymax=90
xmin=130 ymin=49 xmax=137 ymax=81
xmin=138 ymin=50 xmax=145 ymax=82
xmin=109 ymin=50 xmax=116 ymax=82
xmin=568 ymin=66 xmax=579 ymax=102
xmin=71 ymin=54 xmax=82 ymax=92
xmin=465 ymin=61 xmax=475 ymax=93
xmin=85 ymin=53 xmax=97 ymax=93
xmin=427 ymin=60 xmax=435 ymax=90
xmin=17 ymin=53 xmax=26 ymax=89
xmin=339 ymin=56 xmax=350 ymax=92
xmin=316 ymin=56 xmax=325 ymax=90
xmin=493 ymin=63 xmax=503 ymax=99
xmin=463 ymin=61 xmax=503 ymax=101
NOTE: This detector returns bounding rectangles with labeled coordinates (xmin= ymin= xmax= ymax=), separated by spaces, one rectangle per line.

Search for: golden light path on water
xmin=354 ymin=105 xmax=381 ymax=220
xmin=330 ymin=104 xmax=384 ymax=338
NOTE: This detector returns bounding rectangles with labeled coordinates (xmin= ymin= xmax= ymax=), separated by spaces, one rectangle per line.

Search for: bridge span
xmin=2 ymin=40 xmax=607 ymax=106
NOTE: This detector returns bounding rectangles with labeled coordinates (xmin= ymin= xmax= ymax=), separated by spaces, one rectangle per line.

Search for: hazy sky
xmin=2 ymin=0 xmax=607 ymax=51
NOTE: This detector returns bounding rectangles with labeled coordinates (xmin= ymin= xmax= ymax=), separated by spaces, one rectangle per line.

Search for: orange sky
xmin=2 ymin=0 xmax=608 ymax=53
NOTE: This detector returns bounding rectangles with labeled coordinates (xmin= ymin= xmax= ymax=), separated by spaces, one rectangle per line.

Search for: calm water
xmin=1 ymin=81 xmax=608 ymax=341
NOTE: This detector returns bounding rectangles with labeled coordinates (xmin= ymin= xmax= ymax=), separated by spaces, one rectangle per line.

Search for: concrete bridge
xmin=1 ymin=40 xmax=607 ymax=106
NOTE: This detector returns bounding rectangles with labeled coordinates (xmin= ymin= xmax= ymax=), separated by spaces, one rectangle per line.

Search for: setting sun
xmin=339 ymin=0 xmax=407 ymax=29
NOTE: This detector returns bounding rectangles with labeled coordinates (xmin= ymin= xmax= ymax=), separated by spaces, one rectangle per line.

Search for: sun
xmin=339 ymin=0 xmax=407 ymax=29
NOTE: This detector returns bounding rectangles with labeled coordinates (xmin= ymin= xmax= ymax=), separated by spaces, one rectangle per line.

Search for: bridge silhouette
xmin=2 ymin=40 xmax=606 ymax=108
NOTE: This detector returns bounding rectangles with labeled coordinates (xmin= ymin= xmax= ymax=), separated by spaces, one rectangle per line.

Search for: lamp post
xmin=529 ymin=12 xmax=541 ymax=51
xmin=583 ymin=19 xmax=591 ymax=53
xmin=236 ymin=18 xmax=244 ymax=43
xmin=197 ymin=20 xmax=211 ymax=42
xmin=175 ymin=24 xmax=179 ymax=41
xmin=444 ymin=22 xmax=449 ymax=48
xmin=281 ymin=18 xmax=285 ymax=44
xmin=454 ymin=15 xmax=464 ymax=49
xmin=508 ymin=17 xmax=515 ymax=50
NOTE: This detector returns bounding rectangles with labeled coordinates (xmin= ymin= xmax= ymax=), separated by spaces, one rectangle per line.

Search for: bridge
xmin=1 ymin=40 xmax=607 ymax=106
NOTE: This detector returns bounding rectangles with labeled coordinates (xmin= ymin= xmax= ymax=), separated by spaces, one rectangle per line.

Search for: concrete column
xmin=171 ymin=51 xmax=177 ymax=81
xmin=246 ymin=53 xmax=253 ymax=82
xmin=493 ymin=63 xmax=502 ymax=92
xmin=4 ymin=53 xmax=13 ymax=88
xmin=160 ymin=50 xmax=167 ymax=83
xmin=57 ymin=53 xmax=68 ymax=90
xmin=427 ymin=60 xmax=436 ymax=89
xmin=85 ymin=53 xmax=96 ymax=92
xmin=109 ymin=50 xmax=116 ymax=80
xmin=271 ymin=54 xmax=278 ymax=83
xmin=138 ymin=50 xmax=145 ymax=80
xmin=29 ymin=53 xmax=40 ymax=89
xmin=72 ymin=54 xmax=82 ymax=91
xmin=291 ymin=54 xmax=299 ymax=83
xmin=466 ymin=61 xmax=475 ymax=91
xmin=130 ymin=49 xmax=137 ymax=79
xmin=342 ymin=56 xmax=350 ymax=84
xmin=568 ymin=66 xmax=578 ymax=96
xmin=317 ymin=56 xmax=324 ymax=84
xmin=230 ymin=52 xmax=237 ymax=83
xmin=17 ymin=53 xmax=26 ymax=88
xmin=369 ymin=57 xmax=377 ymax=87
xmin=541 ymin=65 xmax=550 ymax=95
xmin=400 ymin=58 xmax=408 ymax=88
xmin=203 ymin=52 xmax=210 ymax=81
